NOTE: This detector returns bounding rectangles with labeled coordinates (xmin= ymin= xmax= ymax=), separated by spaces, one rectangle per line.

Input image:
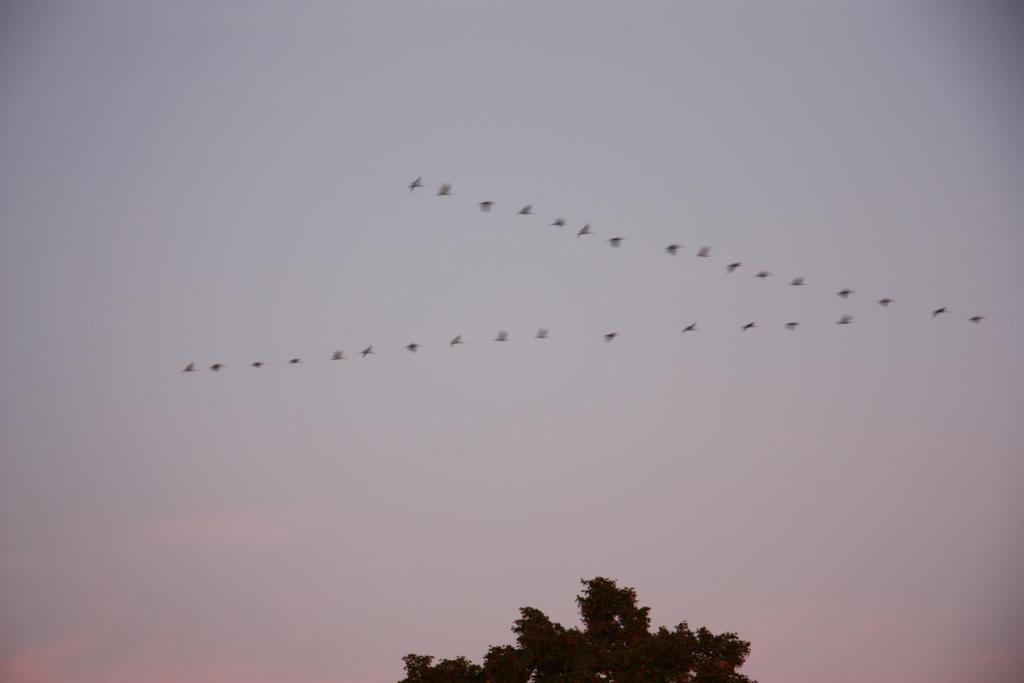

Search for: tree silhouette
xmin=399 ymin=577 xmax=755 ymax=683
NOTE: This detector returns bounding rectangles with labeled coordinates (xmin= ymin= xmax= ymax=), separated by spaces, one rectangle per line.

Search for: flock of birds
xmin=181 ymin=176 xmax=987 ymax=373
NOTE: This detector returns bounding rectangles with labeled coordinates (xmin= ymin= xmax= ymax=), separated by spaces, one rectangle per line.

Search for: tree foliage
xmin=398 ymin=577 xmax=755 ymax=683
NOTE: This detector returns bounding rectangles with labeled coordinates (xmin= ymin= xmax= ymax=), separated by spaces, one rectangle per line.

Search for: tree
xmin=398 ymin=577 xmax=755 ymax=683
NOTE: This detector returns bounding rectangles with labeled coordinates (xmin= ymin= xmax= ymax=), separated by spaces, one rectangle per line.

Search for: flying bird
xmin=837 ymin=315 xmax=853 ymax=325
xmin=331 ymin=351 xmax=344 ymax=361
xmin=726 ymin=262 xmax=742 ymax=273
xmin=408 ymin=176 xmax=423 ymax=192
xmin=437 ymin=183 xmax=452 ymax=196
xmin=755 ymin=270 xmax=770 ymax=278
xmin=406 ymin=343 xmax=419 ymax=352
xmin=449 ymin=335 xmax=463 ymax=347
xmin=742 ymin=322 xmax=757 ymax=331
xmin=494 ymin=330 xmax=509 ymax=342
xmin=790 ymin=277 xmax=806 ymax=286
xmin=551 ymin=218 xmax=566 ymax=227
xmin=289 ymin=358 xmax=301 ymax=364
xmin=665 ymin=244 xmax=680 ymax=255
xmin=608 ymin=237 xmax=623 ymax=247
xmin=361 ymin=346 xmax=374 ymax=358
xmin=518 ymin=204 xmax=533 ymax=215
xmin=932 ymin=307 xmax=948 ymax=318
xmin=604 ymin=332 xmax=618 ymax=343
xmin=697 ymin=246 xmax=711 ymax=258
xmin=536 ymin=329 xmax=549 ymax=339
xmin=210 ymin=363 xmax=224 ymax=371
xmin=577 ymin=224 xmax=592 ymax=237
xmin=682 ymin=323 xmax=698 ymax=334
xmin=837 ymin=289 xmax=854 ymax=298
xmin=479 ymin=201 xmax=494 ymax=212
xmin=251 ymin=361 xmax=264 ymax=368
xmin=182 ymin=363 xmax=195 ymax=372
xmin=878 ymin=298 xmax=894 ymax=307
xmin=785 ymin=322 xmax=799 ymax=330
xmin=968 ymin=316 xmax=985 ymax=324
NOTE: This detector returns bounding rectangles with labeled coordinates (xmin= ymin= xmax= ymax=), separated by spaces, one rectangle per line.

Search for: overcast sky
xmin=1 ymin=2 xmax=1022 ymax=682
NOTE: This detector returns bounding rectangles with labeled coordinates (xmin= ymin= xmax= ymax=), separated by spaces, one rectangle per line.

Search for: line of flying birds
xmin=179 ymin=176 xmax=988 ymax=372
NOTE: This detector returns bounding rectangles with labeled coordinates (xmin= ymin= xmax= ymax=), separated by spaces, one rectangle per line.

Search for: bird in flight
xmin=361 ymin=346 xmax=374 ymax=358
xmin=742 ymin=322 xmax=757 ymax=331
xmin=932 ymin=307 xmax=948 ymax=318
xmin=790 ymin=277 xmax=806 ymax=286
xmin=536 ymin=329 xmax=549 ymax=339
xmin=437 ymin=183 xmax=452 ymax=196
xmin=878 ymin=298 xmax=894 ymax=307
xmin=682 ymin=323 xmax=698 ymax=334
xmin=408 ymin=176 xmax=423 ymax=192
xmin=406 ymin=343 xmax=419 ymax=352
xmin=449 ymin=335 xmax=463 ymax=347
xmin=697 ymin=246 xmax=711 ymax=258
xmin=289 ymin=358 xmax=301 ymax=365
xmin=551 ymin=218 xmax=566 ymax=227
xmin=479 ymin=201 xmax=494 ymax=212
xmin=726 ymin=262 xmax=742 ymax=273
xmin=210 ymin=363 xmax=224 ymax=371
xmin=518 ymin=205 xmax=533 ymax=215
xmin=609 ymin=237 xmax=623 ymax=247
xmin=837 ymin=315 xmax=853 ymax=325
xmin=604 ymin=332 xmax=618 ymax=342
xmin=755 ymin=270 xmax=770 ymax=279
xmin=837 ymin=289 xmax=854 ymax=298
xmin=665 ymin=244 xmax=680 ymax=255
xmin=331 ymin=351 xmax=344 ymax=361
xmin=785 ymin=322 xmax=800 ymax=330
xmin=494 ymin=330 xmax=509 ymax=342
xmin=251 ymin=361 xmax=265 ymax=368
xmin=182 ymin=363 xmax=195 ymax=372
xmin=577 ymin=224 xmax=592 ymax=237
xmin=968 ymin=316 xmax=985 ymax=324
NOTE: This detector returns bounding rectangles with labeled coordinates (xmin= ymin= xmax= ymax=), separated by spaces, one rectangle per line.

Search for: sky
xmin=1 ymin=1 xmax=1022 ymax=682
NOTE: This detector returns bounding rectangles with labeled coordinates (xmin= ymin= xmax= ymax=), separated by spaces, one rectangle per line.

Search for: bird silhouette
xmin=551 ymin=218 xmax=566 ymax=227
xmin=406 ymin=343 xmax=419 ymax=352
xmin=726 ymin=262 xmax=742 ymax=273
xmin=604 ymin=332 xmax=618 ymax=342
xmin=968 ymin=316 xmax=985 ymax=324
xmin=449 ymin=335 xmax=463 ymax=347
xmin=682 ymin=323 xmax=698 ymax=334
xmin=878 ymin=298 xmax=894 ymax=307
xmin=742 ymin=322 xmax=757 ymax=331
xmin=536 ymin=329 xmax=549 ymax=339
xmin=837 ymin=315 xmax=853 ymax=325
xmin=577 ymin=224 xmax=592 ymax=237
xmin=518 ymin=205 xmax=533 ymax=215
xmin=932 ymin=307 xmax=948 ymax=318
xmin=437 ymin=183 xmax=452 ymax=196
xmin=494 ymin=330 xmax=509 ymax=342
xmin=608 ymin=237 xmax=623 ymax=247
xmin=251 ymin=361 xmax=264 ymax=368
xmin=755 ymin=270 xmax=770 ymax=278
xmin=837 ymin=289 xmax=854 ymax=298
xmin=665 ymin=244 xmax=680 ymax=255
xmin=790 ymin=277 xmax=806 ymax=286
xmin=361 ymin=346 xmax=374 ymax=358
xmin=479 ymin=201 xmax=494 ymax=212
xmin=785 ymin=322 xmax=799 ymax=330
xmin=408 ymin=176 xmax=423 ymax=192
xmin=182 ymin=363 xmax=195 ymax=372
xmin=331 ymin=351 xmax=344 ymax=361
xmin=210 ymin=363 xmax=224 ymax=371
xmin=289 ymin=358 xmax=301 ymax=364
xmin=697 ymin=246 xmax=711 ymax=258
